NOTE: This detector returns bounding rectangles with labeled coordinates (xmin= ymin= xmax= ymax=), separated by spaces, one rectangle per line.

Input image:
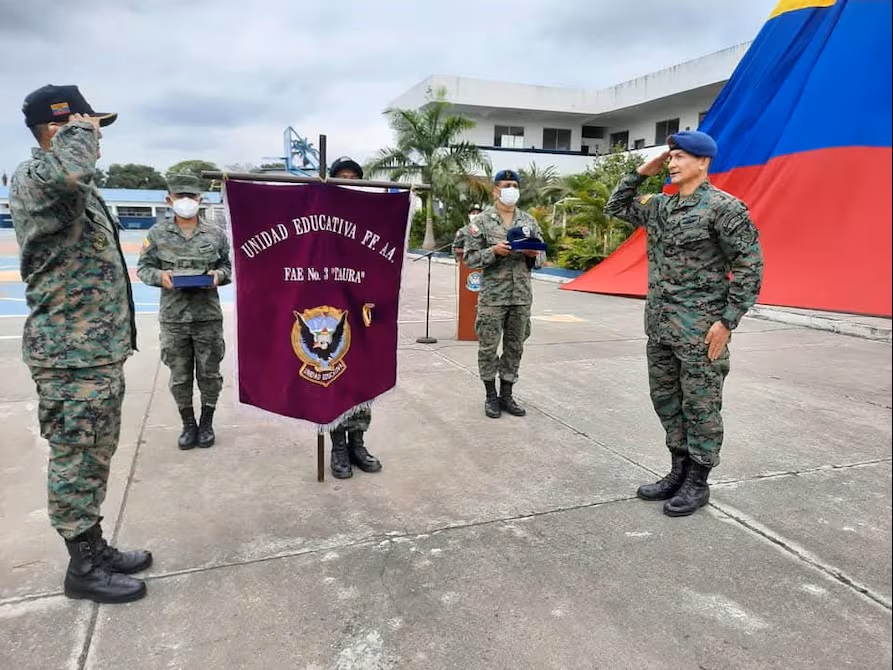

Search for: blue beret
xmin=506 ymin=224 xmax=546 ymax=251
xmin=668 ymin=131 xmax=717 ymax=158
xmin=494 ymin=169 xmax=520 ymax=184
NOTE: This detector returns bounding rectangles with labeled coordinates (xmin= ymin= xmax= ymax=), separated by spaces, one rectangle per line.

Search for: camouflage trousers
xmin=474 ymin=304 xmax=532 ymax=382
xmin=160 ymin=320 xmax=225 ymax=410
xmin=333 ymin=407 xmax=372 ymax=433
xmin=646 ymin=338 xmax=731 ymax=467
xmin=30 ymin=362 xmax=125 ymax=540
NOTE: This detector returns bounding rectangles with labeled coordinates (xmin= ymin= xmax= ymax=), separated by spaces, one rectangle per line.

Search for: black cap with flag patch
xmin=22 ymin=84 xmax=117 ymax=128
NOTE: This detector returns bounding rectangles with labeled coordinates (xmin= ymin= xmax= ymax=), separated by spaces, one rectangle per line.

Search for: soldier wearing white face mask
xmin=462 ymin=170 xmax=546 ymax=418
xmin=137 ymin=173 xmax=232 ymax=450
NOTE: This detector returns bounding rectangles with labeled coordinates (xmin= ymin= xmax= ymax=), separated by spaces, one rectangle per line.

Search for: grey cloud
xmin=541 ymin=0 xmax=772 ymax=52
xmin=0 ymin=0 xmax=777 ymax=174
xmin=141 ymin=95 xmax=276 ymax=129
xmin=0 ymin=0 xmax=172 ymax=37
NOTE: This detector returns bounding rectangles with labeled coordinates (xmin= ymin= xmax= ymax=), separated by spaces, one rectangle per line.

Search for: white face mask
xmin=171 ymin=197 xmax=200 ymax=219
xmin=499 ymin=187 xmax=520 ymax=206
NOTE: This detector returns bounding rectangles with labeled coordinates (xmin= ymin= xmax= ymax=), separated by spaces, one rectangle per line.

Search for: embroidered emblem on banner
xmin=291 ymin=306 xmax=351 ymax=387
xmin=466 ymin=271 xmax=482 ymax=292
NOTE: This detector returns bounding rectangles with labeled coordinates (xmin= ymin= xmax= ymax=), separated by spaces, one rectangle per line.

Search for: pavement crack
xmin=55 ymin=494 xmax=640 ymax=591
xmin=709 ymin=501 xmax=892 ymax=611
xmin=111 ymin=356 xmax=160 ymax=545
xmin=712 ymin=457 xmax=893 ymax=487
xmin=72 ymin=355 xmax=161 ymax=670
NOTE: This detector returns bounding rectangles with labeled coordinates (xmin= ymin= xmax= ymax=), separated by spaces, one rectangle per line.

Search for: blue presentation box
xmin=171 ymin=274 xmax=214 ymax=289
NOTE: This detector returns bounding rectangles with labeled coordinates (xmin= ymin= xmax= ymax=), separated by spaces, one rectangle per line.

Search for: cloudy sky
xmin=0 ymin=0 xmax=776 ymax=176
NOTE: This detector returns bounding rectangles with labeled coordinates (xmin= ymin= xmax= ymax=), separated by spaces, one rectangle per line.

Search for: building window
xmin=609 ymin=131 xmax=629 ymax=151
xmin=582 ymin=125 xmax=606 ymax=139
xmin=655 ymin=118 xmax=680 ymax=145
xmin=542 ymin=128 xmax=572 ymax=151
xmin=698 ymin=111 xmax=709 ymax=126
xmin=634 ymin=139 xmax=646 ymax=150
xmin=116 ymin=206 xmax=153 ymax=217
xmin=494 ymin=125 xmax=524 ymax=149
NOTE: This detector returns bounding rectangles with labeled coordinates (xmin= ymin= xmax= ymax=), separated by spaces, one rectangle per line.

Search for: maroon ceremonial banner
xmin=224 ymin=181 xmax=412 ymax=429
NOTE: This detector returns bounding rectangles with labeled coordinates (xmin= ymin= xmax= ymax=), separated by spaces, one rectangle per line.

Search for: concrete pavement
xmin=0 ymin=254 xmax=890 ymax=670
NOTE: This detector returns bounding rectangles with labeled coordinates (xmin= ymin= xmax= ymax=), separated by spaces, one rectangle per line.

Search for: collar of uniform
xmin=165 ymin=217 xmax=206 ymax=235
xmin=31 ymin=147 xmax=47 ymax=159
xmin=483 ymin=205 xmax=523 ymax=224
xmin=672 ymin=180 xmax=711 ymax=209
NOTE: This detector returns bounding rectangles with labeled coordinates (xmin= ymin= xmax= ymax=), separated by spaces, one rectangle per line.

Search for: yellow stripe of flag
xmin=769 ymin=0 xmax=837 ymax=20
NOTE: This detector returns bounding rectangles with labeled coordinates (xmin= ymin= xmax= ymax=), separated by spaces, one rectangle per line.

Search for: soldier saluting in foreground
xmin=605 ymin=131 xmax=764 ymax=517
xmin=10 ymin=84 xmax=151 ymax=603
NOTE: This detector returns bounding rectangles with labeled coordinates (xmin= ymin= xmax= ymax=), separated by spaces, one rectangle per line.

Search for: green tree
xmin=517 ymin=163 xmax=565 ymax=209
xmin=103 ymin=163 xmax=167 ymax=189
xmin=166 ymin=160 xmax=219 ymax=191
xmin=366 ymin=87 xmax=490 ymax=250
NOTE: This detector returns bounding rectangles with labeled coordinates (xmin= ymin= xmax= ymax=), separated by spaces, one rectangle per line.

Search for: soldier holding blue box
xmin=137 ymin=173 xmax=232 ymax=450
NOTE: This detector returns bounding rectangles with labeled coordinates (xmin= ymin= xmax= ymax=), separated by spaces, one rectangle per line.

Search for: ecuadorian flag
xmin=565 ymin=0 xmax=893 ymax=317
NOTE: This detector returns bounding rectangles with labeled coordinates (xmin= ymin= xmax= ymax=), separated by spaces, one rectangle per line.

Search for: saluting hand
xmin=67 ymin=113 xmax=100 ymax=133
xmin=705 ymin=321 xmax=731 ymax=361
xmin=637 ymin=151 xmax=670 ymax=177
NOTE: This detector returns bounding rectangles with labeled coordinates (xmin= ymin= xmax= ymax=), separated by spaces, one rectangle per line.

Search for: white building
xmin=0 ymin=186 xmax=224 ymax=230
xmin=388 ymin=43 xmax=751 ymax=175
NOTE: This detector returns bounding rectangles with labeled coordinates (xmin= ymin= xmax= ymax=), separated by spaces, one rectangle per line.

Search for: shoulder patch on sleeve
xmin=638 ymin=194 xmax=655 ymax=205
xmin=141 ymin=237 xmax=151 ymax=250
xmin=467 ymin=223 xmax=482 ymax=237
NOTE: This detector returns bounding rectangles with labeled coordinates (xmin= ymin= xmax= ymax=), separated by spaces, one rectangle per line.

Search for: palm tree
xmin=517 ymin=163 xmax=565 ymax=209
xmin=366 ymin=87 xmax=490 ymax=249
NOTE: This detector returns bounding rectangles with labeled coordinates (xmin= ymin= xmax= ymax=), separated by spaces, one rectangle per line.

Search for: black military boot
xmin=637 ymin=451 xmax=689 ymax=501
xmin=95 ymin=517 xmax=152 ymax=574
xmin=197 ymin=405 xmax=215 ymax=448
xmin=330 ymin=430 xmax=353 ymax=479
xmin=178 ymin=406 xmax=198 ymax=450
xmin=499 ymin=379 xmax=526 ymax=416
xmin=484 ymin=380 xmax=501 ymax=418
xmin=348 ymin=431 xmax=382 ymax=473
xmin=63 ymin=526 xmax=147 ymax=604
xmin=663 ymin=461 xmax=712 ymax=517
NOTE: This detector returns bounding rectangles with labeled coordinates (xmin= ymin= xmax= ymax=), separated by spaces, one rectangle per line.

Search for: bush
xmin=556 ymin=235 xmax=607 ymax=271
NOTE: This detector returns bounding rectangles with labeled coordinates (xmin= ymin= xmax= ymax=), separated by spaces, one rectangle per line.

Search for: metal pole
xmin=318 ymin=134 xmax=327 ymax=180
xmin=416 ymin=254 xmax=437 ymax=344
xmin=202 ymin=171 xmax=430 ymax=191
xmin=317 ymin=134 xmax=327 ymax=483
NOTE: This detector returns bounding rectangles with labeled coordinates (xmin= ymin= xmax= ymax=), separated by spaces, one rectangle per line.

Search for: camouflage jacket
xmin=10 ymin=123 xmax=136 ymax=369
xmin=137 ymin=218 xmax=232 ymax=323
xmin=461 ymin=205 xmax=545 ymax=306
xmin=604 ymin=172 xmax=764 ymax=345
xmin=451 ymin=225 xmax=469 ymax=257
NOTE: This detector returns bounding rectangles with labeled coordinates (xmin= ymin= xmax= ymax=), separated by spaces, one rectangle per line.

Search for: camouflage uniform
xmin=137 ymin=217 xmax=231 ymax=410
xmin=461 ymin=205 xmax=545 ymax=383
xmin=451 ymin=225 xmax=469 ymax=257
xmin=10 ymin=121 xmax=137 ymax=540
xmin=337 ymin=408 xmax=371 ymax=432
xmin=604 ymin=172 xmax=764 ymax=467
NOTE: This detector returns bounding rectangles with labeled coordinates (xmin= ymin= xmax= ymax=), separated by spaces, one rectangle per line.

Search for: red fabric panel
xmin=561 ymin=146 xmax=892 ymax=317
